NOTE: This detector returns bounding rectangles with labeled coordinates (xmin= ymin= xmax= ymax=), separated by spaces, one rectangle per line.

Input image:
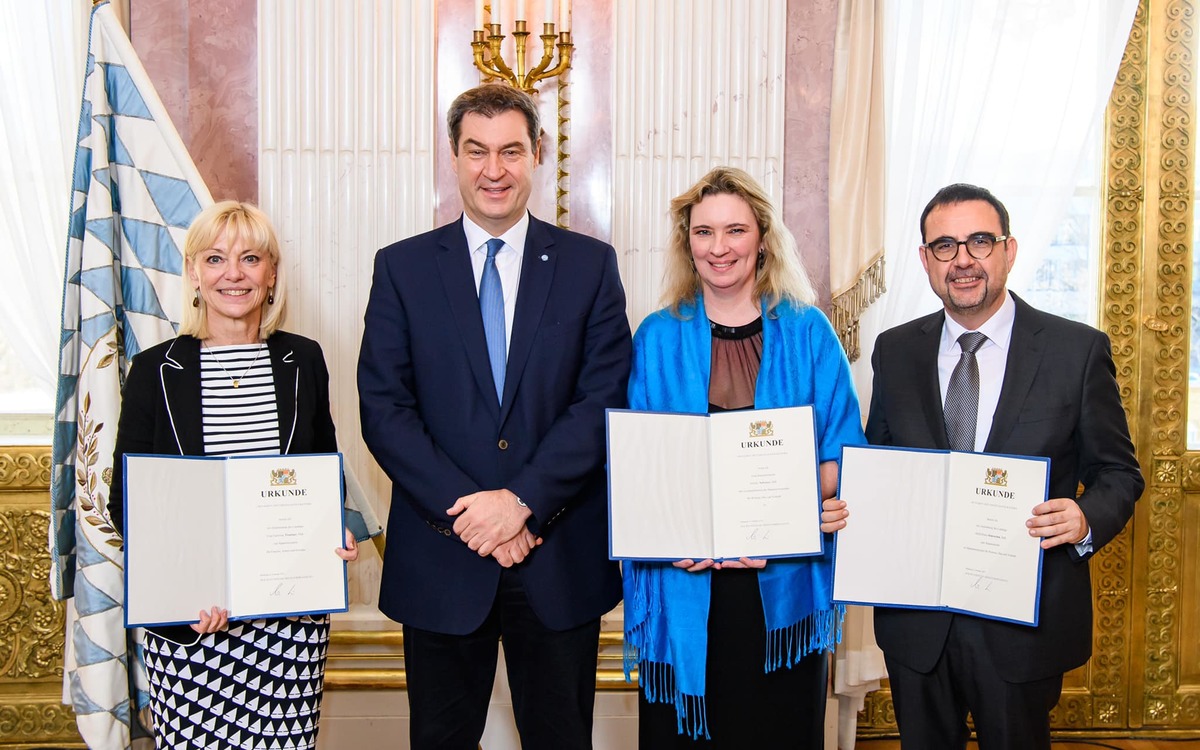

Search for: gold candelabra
xmin=471 ymin=20 xmax=573 ymax=93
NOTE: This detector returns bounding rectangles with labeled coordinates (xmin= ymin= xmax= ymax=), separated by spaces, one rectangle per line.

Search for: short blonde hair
xmin=661 ymin=167 xmax=816 ymax=315
xmin=179 ymin=201 xmax=286 ymax=340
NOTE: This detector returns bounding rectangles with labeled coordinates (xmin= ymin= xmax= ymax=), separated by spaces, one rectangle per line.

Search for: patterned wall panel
xmin=611 ymin=0 xmax=789 ymax=327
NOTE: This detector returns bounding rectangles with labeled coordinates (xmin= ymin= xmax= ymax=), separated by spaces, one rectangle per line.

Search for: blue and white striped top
xmin=199 ymin=343 xmax=280 ymax=456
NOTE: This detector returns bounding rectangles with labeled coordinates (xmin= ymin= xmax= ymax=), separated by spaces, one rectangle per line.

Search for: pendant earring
xmin=267 ymin=288 xmax=275 ymax=305
xmin=757 ymin=250 xmax=766 ymax=270
xmin=192 ymin=289 xmax=200 ymax=308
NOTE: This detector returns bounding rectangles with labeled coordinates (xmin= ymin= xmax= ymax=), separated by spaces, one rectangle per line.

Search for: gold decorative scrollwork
xmin=0 ymin=452 xmax=52 ymax=491
xmin=1142 ymin=0 xmax=1193 ymax=727
xmin=0 ymin=701 xmax=80 ymax=743
xmin=0 ymin=446 xmax=79 ymax=746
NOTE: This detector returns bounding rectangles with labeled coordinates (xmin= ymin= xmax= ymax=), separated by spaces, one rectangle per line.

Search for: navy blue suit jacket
xmin=867 ymin=293 xmax=1143 ymax=682
xmin=358 ymin=215 xmax=631 ymax=635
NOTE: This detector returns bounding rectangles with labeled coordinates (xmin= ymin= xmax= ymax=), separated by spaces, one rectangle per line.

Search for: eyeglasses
xmin=922 ymin=233 xmax=1010 ymax=262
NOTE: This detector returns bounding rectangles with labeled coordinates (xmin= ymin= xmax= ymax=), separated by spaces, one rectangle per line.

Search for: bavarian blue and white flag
xmin=51 ymin=3 xmax=211 ymax=747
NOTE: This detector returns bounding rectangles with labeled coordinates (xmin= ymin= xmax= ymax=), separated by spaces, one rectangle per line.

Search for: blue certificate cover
xmin=832 ymin=444 xmax=1048 ymax=626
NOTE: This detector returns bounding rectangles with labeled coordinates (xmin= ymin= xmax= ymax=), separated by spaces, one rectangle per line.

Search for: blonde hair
xmin=179 ymin=201 xmax=286 ymax=340
xmin=661 ymin=167 xmax=816 ymax=315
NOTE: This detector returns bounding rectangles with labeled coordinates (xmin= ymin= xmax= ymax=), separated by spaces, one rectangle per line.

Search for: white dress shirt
xmin=463 ymin=212 xmax=529 ymax=353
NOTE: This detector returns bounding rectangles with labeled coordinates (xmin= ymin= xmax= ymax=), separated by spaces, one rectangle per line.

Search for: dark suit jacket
xmin=110 ymin=331 xmax=338 ymax=641
xmin=358 ymin=214 xmax=631 ymax=635
xmin=866 ymin=293 xmax=1143 ymax=682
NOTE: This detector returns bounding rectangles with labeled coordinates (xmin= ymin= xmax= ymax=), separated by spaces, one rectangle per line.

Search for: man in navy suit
xmin=358 ymin=84 xmax=631 ymax=750
xmin=863 ymin=184 xmax=1143 ymax=749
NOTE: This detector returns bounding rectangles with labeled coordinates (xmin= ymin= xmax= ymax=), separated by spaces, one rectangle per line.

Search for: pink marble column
xmin=131 ymin=0 xmax=258 ymax=203
xmin=783 ymin=0 xmax=838 ymax=311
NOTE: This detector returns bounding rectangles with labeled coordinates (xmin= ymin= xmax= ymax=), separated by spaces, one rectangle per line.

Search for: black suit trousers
xmin=885 ymin=615 xmax=1063 ymax=750
xmin=402 ymin=566 xmax=602 ymax=750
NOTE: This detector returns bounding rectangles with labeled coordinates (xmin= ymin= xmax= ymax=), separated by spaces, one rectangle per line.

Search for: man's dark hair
xmin=919 ymin=183 xmax=1011 ymax=240
xmin=447 ymin=84 xmax=541 ymax=155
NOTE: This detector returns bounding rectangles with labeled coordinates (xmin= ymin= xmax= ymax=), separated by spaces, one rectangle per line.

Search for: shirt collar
xmin=463 ymin=212 xmax=531 ymax=258
xmin=940 ymin=290 xmax=1016 ymax=353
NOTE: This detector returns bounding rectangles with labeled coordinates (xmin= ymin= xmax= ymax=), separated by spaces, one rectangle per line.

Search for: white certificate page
xmin=124 ymin=455 xmax=229 ymax=627
xmin=833 ymin=447 xmax=948 ymax=608
xmin=607 ymin=406 xmax=821 ymax=560
xmin=939 ymin=452 xmax=1046 ymax=624
xmin=225 ymin=454 xmax=348 ymax=619
xmin=833 ymin=445 xmax=1046 ymax=625
xmin=708 ymin=407 xmax=821 ymax=559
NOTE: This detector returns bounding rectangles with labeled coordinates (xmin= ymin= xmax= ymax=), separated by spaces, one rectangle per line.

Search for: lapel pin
xmin=540 ymin=254 xmax=549 ymax=261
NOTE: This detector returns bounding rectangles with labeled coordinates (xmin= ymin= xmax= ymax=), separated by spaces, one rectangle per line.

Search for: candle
xmin=544 ymin=0 xmax=555 ymax=26
xmin=493 ymin=0 xmax=502 ymax=29
xmin=475 ymin=0 xmax=484 ymax=29
xmin=516 ymin=0 xmax=526 ymax=21
xmin=558 ymin=0 xmax=570 ymax=31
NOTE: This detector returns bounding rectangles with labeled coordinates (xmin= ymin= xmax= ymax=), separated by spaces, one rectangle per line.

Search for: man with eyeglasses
xmin=861 ymin=183 xmax=1143 ymax=749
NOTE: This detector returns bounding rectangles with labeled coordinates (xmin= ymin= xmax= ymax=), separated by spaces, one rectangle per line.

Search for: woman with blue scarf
xmin=624 ymin=167 xmax=864 ymax=747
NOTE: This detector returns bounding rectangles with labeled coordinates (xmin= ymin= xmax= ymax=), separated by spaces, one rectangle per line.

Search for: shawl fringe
xmin=830 ymin=253 xmax=886 ymax=362
xmin=629 ymin=606 xmax=846 ymax=741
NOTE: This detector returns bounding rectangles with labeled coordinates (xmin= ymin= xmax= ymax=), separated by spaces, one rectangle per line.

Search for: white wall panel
xmin=259 ymin=0 xmax=437 ymax=608
xmin=613 ymin=0 xmax=788 ymax=327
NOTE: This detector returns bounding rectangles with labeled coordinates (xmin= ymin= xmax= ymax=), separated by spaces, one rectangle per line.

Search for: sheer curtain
xmin=851 ymin=0 xmax=1138 ymax=400
xmin=0 ymin=5 xmax=87 ymax=398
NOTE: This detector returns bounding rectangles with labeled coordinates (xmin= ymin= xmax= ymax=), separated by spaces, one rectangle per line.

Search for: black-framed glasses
xmin=922 ymin=232 xmax=1010 ymax=262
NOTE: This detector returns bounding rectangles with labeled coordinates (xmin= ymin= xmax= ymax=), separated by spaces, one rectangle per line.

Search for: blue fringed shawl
xmin=622 ymin=297 xmax=866 ymax=739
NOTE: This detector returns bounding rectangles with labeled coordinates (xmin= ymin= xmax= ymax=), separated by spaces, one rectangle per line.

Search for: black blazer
xmin=110 ymin=331 xmax=338 ymax=534
xmin=866 ymin=293 xmax=1144 ymax=682
xmin=358 ymin=215 xmax=631 ymax=635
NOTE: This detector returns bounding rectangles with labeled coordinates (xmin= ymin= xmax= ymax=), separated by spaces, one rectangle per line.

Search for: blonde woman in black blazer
xmin=110 ymin=201 xmax=361 ymax=750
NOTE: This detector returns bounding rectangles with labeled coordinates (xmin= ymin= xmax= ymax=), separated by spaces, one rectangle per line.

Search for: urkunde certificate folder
xmin=832 ymin=445 xmax=1048 ymax=625
xmin=606 ymin=405 xmax=823 ymax=561
xmin=122 ymin=453 xmax=348 ymax=627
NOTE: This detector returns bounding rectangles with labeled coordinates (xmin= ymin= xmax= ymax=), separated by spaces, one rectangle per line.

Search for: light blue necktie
xmin=480 ymin=238 xmax=506 ymax=403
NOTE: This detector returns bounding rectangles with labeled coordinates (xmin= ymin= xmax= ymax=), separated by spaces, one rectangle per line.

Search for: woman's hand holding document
xmin=831 ymin=445 xmax=1049 ymax=625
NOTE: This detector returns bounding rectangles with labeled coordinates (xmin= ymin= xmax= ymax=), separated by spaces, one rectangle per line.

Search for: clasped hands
xmin=448 ymin=489 xmax=542 ymax=568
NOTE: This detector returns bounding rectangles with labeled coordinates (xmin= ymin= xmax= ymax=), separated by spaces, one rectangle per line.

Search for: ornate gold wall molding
xmin=0 ymin=446 xmax=80 ymax=748
xmin=1141 ymin=0 xmax=1194 ymax=728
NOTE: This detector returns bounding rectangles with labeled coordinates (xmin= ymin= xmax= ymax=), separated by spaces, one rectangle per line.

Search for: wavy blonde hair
xmin=179 ymin=201 xmax=286 ymax=340
xmin=661 ymin=167 xmax=815 ymax=316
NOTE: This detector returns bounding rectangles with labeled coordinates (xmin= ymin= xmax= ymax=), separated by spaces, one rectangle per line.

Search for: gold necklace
xmin=205 ymin=343 xmax=264 ymax=388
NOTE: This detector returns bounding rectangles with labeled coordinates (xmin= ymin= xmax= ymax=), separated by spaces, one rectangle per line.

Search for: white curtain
xmin=0 ymin=5 xmax=88 ymax=397
xmin=852 ymin=0 xmax=1139 ymax=401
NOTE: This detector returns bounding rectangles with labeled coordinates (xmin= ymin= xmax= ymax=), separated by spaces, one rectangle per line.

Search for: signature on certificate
xmin=269 ymin=582 xmax=298 ymax=597
xmin=967 ymin=575 xmax=994 ymax=591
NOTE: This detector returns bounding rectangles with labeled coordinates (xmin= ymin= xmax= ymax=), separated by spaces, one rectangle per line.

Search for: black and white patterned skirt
xmin=142 ymin=616 xmax=331 ymax=749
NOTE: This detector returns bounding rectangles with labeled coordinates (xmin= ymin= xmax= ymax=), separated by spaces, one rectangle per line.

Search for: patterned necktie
xmin=480 ymin=238 xmax=506 ymax=403
xmin=944 ymin=331 xmax=988 ymax=452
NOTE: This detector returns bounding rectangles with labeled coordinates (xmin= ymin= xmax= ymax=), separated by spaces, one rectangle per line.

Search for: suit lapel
xmin=500 ymin=216 xmax=555 ymax=425
xmin=984 ymin=295 xmax=1045 ymax=452
xmin=159 ymin=337 xmax=205 ymax=455
xmin=268 ymin=335 xmax=299 ymax=453
xmin=914 ymin=312 xmax=952 ymax=448
xmin=436 ymin=221 xmax=502 ymax=416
